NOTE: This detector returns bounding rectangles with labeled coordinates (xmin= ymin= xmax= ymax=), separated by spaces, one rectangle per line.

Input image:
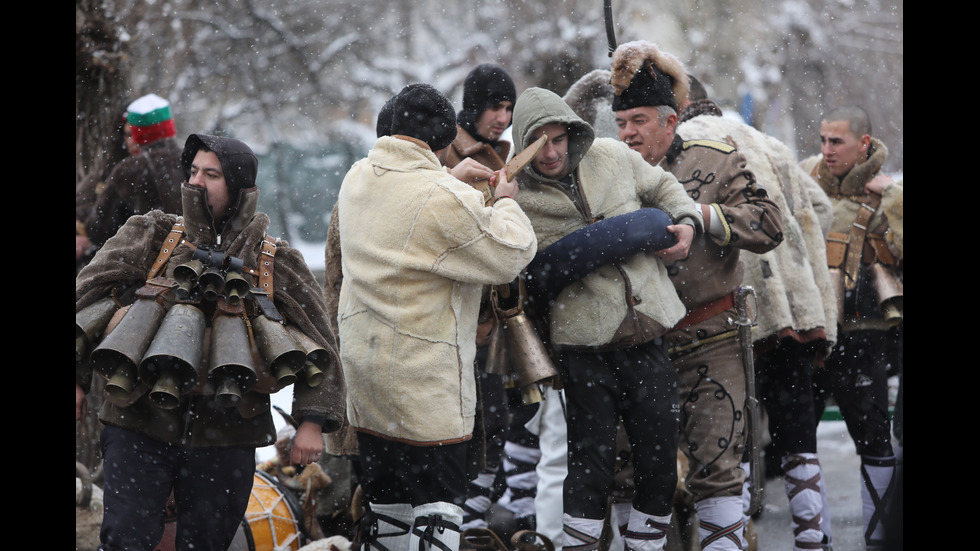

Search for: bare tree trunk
xmin=76 ymin=0 xmax=130 ymax=188
xmin=76 ymin=0 xmax=131 ymax=473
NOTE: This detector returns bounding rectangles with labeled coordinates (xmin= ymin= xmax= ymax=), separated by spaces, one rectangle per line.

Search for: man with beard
xmin=76 ymin=133 xmax=345 ymax=551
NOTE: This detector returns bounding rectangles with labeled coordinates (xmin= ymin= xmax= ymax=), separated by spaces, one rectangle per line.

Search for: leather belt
xmin=674 ymin=291 xmax=736 ymax=331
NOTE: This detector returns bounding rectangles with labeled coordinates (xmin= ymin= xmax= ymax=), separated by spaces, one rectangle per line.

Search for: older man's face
xmin=615 ymin=106 xmax=676 ymax=165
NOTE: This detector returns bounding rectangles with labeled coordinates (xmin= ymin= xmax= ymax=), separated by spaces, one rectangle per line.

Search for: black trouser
xmin=99 ymin=425 xmax=255 ymax=551
xmin=559 ymin=338 xmax=679 ymax=519
xmin=478 ymin=366 xmax=509 ymax=476
xmin=813 ymin=329 xmax=895 ymax=458
xmin=357 ymin=432 xmax=469 ymax=507
xmin=891 ymin=323 xmax=904 ymax=448
xmin=756 ymin=339 xmax=820 ymax=458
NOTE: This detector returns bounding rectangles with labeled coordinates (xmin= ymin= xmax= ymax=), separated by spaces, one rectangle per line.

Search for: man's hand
xmin=655 ymin=224 xmax=694 ymax=263
xmin=290 ymin=420 xmax=325 ymax=466
xmin=76 ymin=383 xmax=87 ymax=421
xmin=865 ymin=173 xmax=894 ymax=195
xmin=492 ymin=169 xmax=520 ymax=199
xmin=450 ymin=158 xmax=495 ymax=188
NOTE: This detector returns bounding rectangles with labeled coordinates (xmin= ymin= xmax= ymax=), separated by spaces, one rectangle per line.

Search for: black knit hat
xmin=457 ymin=64 xmax=516 ymax=141
xmin=376 ymin=95 xmax=396 ymax=138
xmin=463 ymin=64 xmax=517 ymax=113
xmin=389 ymin=83 xmax=458 ymax=151
xmin=609 ymin=41 xmax=689 ymax=113
xmin=181 ymin=134 xmax=258 ymax=202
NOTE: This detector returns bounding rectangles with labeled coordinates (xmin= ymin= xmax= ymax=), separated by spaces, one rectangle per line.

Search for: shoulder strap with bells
xmin=254 ymin=236 xmax=277 ymax=300
xmin=841 ymin=193 xmax=881 ymax=289
xmin=147 ymin=224 xmax=277 ymax=298
xmin=147 ymin=223 xmax=189 ymax=280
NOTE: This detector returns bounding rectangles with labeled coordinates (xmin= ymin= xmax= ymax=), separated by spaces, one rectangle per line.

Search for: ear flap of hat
xmin=610 ymin=41 xmax=689 ymax=110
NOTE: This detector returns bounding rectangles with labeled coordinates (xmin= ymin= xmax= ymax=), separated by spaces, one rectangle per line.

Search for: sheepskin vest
xmin=679 ymin=114 xmax=838 ymax=349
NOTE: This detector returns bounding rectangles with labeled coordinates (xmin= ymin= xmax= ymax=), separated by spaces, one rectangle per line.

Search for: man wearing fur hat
xmin=800 ymin=106 xmax=903 ymax=551
xmin=611 ymin=41 xmax=783 ymax=551
xmin=85 ymin=93 xmax=186 ymax=251
xmin=336 ymin=83 xmax=537 ymax=551
xmin=76 ymin=133 xmax=346 ymax=550
xmin=509 ymin=84 xmax=702 ymax=551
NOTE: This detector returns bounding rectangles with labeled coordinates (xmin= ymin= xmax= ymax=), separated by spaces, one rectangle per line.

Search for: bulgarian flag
xmin=127 ymin=94 xmax=176 ymax=145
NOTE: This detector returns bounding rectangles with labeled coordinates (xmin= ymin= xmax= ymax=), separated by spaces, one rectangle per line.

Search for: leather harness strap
xmin=255 ymin=237 xmax=278 ymax=300
xmin=842 ymin=192 xmax=881 ymax=289
xmin=148 ymin=224 xmax=277 ymax=299
xmin=147 ymin=223 xmax=187 ymax=280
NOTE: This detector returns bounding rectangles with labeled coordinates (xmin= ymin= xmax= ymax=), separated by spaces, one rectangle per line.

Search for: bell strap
xmin=147 ymin=223 xmax=187 ymax=280
xmin=842 ymin=192 xmax=881 ymax=289
xmin=250 ymin=236 xmax=277 ymax=300
xmin=148 ymin=225 xmax=277 ymax=301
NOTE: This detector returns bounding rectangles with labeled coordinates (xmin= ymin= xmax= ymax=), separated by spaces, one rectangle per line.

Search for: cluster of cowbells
xmin=75 ymin=258 xmax=327 ymax=411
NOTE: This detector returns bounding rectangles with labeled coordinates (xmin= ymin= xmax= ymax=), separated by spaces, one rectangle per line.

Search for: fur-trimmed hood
xmin=562 ymin=70 xmax=615 ymax=130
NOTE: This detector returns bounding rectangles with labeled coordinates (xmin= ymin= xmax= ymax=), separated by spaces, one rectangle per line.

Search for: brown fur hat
xmin=610 ymin=41 xmax=689 ymax=113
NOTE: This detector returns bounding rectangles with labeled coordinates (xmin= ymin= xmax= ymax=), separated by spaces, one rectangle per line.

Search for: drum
xmin=234 ymin=470 xmax=306 ymax=551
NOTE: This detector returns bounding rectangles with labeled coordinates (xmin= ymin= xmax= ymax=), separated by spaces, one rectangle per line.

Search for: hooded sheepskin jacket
xmin=679 ymin=112 xmax=838 ymax=350
xmin=558 ymin=71 xmax=781 ymax=348
xmin=336 ymin=135 xmax=537 ymax=445
xmin=76 ymin=182 xmax=345 ymax=448
xmin=510 ymin=87 xmax=702 ymax=349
